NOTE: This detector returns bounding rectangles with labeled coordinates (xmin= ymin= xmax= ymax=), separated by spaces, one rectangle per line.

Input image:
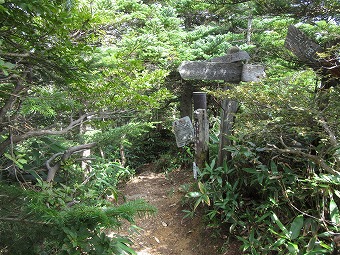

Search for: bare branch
xmin=0 ymin=52 xmax=30 ymax=58
xmin=13 ymin=113 xmax=91 ymax=142
xmin=317 ymin=115 xmax=338 ymax=148
xmin=266 ymin=137 xmax=339 ymax=175
xmin=0 ymin=79 xmax=25 ymax=123
xmin=316 ymin=115 xmax=340 ymax=169
xmin=0 ymin=113 xmax=96 ymax=156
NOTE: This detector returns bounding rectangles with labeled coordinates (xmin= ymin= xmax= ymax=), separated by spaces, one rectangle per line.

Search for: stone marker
xmin=173 ymin=116 xmax=194 ymax=148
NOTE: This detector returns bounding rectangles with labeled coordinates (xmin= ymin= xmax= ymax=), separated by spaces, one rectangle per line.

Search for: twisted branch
xmin=267 ymin=136 xmax=339 ymax=175
xmin=46 ymin=142 xmax=97 ymax=182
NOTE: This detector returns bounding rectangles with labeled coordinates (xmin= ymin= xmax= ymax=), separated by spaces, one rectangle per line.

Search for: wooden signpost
xmin=192 ymin=92 xmax=209 ymax=170
xmin=178 ymin=48 xmax=265 ymax=168
xmin=285 ymin=25 xmax=340 ymax=89
xmin=284 ymin=25 xmax=322 ymax=66
xmin=179 ymin=62 xmax=243 ymax=81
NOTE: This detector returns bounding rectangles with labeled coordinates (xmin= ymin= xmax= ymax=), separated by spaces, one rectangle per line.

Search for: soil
xmin=117 ymin=165 xmax=242 ymax=255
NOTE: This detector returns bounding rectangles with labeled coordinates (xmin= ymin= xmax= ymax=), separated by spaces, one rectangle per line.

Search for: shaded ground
xmin=117 ymin=165 xmax=241 ymax=255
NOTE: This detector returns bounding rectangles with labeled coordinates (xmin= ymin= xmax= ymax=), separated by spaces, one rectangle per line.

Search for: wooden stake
xmin=194 ymin=109 xmax=209 ymax=169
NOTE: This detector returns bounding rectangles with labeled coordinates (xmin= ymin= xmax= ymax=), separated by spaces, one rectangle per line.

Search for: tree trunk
xmin=247 ymin=15 xmax=252 ymax=45
xmin=79 ymin=118 xmax=92 ymax=175
xmin=120 ymin=134 xmax=127 ymax=167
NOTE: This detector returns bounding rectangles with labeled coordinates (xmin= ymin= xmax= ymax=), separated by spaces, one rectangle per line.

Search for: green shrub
xmin=186 ymin=141 xmax=340 ymax=254
xmin=0 ymin=173 xmax=156 ymax=254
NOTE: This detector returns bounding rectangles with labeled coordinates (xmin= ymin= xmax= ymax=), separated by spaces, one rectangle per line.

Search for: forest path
xmin=118 ymin=166 xmax=241 ymax=255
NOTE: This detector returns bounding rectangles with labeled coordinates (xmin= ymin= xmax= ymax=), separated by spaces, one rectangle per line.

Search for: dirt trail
xmin=118 ymin=166 xmax=241 ymax=255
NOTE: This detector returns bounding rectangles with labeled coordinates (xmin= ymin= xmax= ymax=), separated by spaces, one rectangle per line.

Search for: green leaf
xmin=319 ymin=241 xmax=332 ymax=249
xmin=330 ymin=198 xmax=340 ymax=226
xmin=271 ymin=238 xmax=286 ymax=248
xmin=249 ymin=228 xmax=255 ymax=243
xmin=17 ymin=158 xmax=27 ymax=165
xmin=334 ymin=189 xmax=340 ymax=199
xmin=26 ymin=170 xmax=42 ymax=181
xmin=187 ymin=192 xmax=201 ymax=198
xmin=256 ymin=212 xmax=272 ymax=223
xmin=306 ymin=236 xmax=317 ymax=251
xmin=198 ymin=181 xmax=207 ymax=194
xmin=4 ymin=153 xmax=15 ymax=162
xmin=4 ymin=153 xmax=25 ymax=169
xmin=115 ymin=242 xmax=137 ymax=255
xmin=243 ymin=168 xmax=258 ymax=174
xmin=193 ymin=197 xmax=202 ymax=211
xmin=289 ymin=214 xmax=303 ymax=240
xmin=271 ymin=212 xmax=289 ymax=239
xmin=270 ymin=160 xmax=278 ymax=175
xmin=287 ymin=241 xmax=299 ymax=254
xmin=202 ymin=194 xmax=211 ymax=206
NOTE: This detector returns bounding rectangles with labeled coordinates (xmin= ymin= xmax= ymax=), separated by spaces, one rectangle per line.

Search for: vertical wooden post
xmin=217 ymin=87 xmax=238 ymax=166
xmin=180 ymin=80 xmax=194 ymax=119
xmin=193 ymin=92 xmax=209 ymax=169
xmin=217 ymin=64 xmax=265 ymax=166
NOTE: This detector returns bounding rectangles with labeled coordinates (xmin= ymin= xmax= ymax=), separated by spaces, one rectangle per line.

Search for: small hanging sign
xmin=173 ymin=116 xmax=194 ymax=147
xmin=193 ymin=162 xmax=198 ymax=179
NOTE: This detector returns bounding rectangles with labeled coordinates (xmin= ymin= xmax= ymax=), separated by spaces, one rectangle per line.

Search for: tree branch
xmin=0 ymin=79 xmax=26 ymax=124
xmin=46 ymin=142 xmax=97 ymax=182
xmin=0 ymin=113 xmax=95 ymax=156
xmin=316 ymin=115 xmax=340 ymax=169
xmin=267 ymin=137 xmax=340 ymax=175
xmin=0 ymin=52 xmax=31 ymax=58
xmin=0 ymin=217 xmax=51 ymax=225
xmin=317 ymin=115 xmax=339 ymax=148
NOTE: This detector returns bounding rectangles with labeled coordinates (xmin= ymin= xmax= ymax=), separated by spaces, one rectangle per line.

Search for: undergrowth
xmin=185 ymin=140 xmax=340 ymax=254
xmin=0 ymin=162 xmax=156 ymax=255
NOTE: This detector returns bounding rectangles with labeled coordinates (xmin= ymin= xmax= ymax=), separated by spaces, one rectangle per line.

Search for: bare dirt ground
xmin=118 ymin=165 xmax=241 ymax=255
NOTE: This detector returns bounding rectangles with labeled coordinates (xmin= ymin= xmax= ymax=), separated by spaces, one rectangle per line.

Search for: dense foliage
xmin=0 ymin=0 xmax=340 ymax=254
xmin=184 ymin=3 xmax=340 ymax=253
xmin=0 ymin=175 xmax=156 ymax=254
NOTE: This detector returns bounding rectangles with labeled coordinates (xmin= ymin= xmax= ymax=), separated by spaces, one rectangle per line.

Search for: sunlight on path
xmin=137 ymin=248 xmax=152 ymax=255
xmin=117 ymin=169 xmax=229 ymax=255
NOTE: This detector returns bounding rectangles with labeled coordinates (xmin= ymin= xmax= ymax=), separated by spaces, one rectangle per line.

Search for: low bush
xmin=186 ymin=140 xmax=340 ymax=254
xmin=0 ymin=164 xmax=156 ymax=255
